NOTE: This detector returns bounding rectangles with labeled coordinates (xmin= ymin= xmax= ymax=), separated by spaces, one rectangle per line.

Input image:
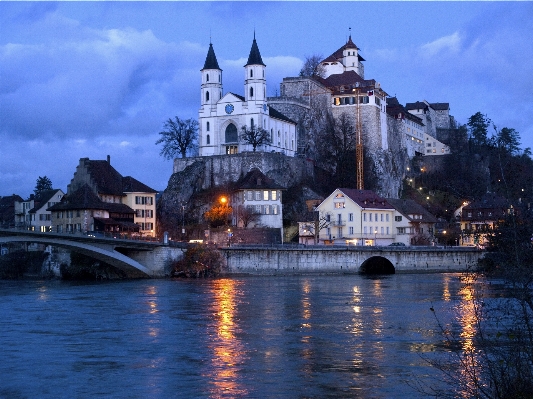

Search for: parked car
xmin=388 ymin=242 xmax=406 ymax=247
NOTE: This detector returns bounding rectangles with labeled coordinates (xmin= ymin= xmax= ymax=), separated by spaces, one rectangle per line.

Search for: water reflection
xmin=144 ymin=285 xmax=160 ymax=338
xmin=207 ymin=278 xmax=247 ymax=397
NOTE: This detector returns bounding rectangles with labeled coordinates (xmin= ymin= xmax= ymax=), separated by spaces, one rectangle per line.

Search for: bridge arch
xmin=0 ymin=236 xmax=152 ymax=277
xmin=360 ymin=256 xmax=395 ymax=275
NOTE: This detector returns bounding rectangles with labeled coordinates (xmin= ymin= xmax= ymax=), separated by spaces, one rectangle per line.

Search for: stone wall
xmin=221 ymin=246 xmax=483 ymax=274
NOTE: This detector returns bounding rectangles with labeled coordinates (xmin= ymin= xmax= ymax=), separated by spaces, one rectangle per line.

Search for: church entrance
xmin=225 ymin=123 xmax=238 ymax=154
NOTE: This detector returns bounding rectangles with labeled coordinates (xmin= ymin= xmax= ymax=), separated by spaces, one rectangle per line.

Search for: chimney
xmin=107 ymin=155 xmax=110 ymax=164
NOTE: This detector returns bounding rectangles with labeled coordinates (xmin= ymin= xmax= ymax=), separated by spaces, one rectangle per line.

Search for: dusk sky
xmin=1 ymin=2 xmax=532 ymax=197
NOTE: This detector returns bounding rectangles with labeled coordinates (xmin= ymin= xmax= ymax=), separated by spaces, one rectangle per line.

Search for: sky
xmin=1 ymin=1 xmax=532 ymax=197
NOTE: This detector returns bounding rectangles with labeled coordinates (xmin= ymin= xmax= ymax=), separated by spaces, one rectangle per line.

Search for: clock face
xmin=225 ymin=104 xmax=234 ymax=114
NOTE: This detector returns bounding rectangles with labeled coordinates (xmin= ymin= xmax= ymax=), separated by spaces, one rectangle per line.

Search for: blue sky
xmin=1 ymin=2 xmax=532 ymax=197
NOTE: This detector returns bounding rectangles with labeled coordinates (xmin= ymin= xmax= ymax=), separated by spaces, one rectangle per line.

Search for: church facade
xmin=198 ymin=36 xmax=297 ymax=157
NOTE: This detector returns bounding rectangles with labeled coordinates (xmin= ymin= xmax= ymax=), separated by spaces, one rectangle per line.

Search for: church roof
xmin=269 ymin=106 xmax=296 ymax=125
xmin=245 ymin=36 xmax=265 ymax=67
xmin=202 ymin=43 xmax=221 ymax=70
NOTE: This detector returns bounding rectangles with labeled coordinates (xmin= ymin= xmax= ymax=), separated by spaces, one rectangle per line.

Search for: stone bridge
xmin=0 ymin=229 xmax=186 ymax=277
xmin=221 ymin=245 xmax=485 ymax=274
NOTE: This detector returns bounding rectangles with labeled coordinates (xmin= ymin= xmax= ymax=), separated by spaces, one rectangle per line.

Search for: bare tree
xmin=299 ymin=54 xmax=326 ymax=78
xmin=313 ymin=210 xmax=331 ymax=244
xmin=156 ymin=116 xmax=198 ymax=159
xmin=237 ymin=205 xmax=261 ymax=228
xmin=240 ymin=125 xmax=271 ymax=152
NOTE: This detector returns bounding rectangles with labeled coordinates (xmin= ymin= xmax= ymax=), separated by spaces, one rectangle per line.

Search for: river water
xmin=0 ymin=273 xmax=479 ymax=398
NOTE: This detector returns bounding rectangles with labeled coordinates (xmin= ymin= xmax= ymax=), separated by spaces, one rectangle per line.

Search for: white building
xmin=198 ymin=35 xmax=297 ymax=157
xmin=314 ymin=188 xmax=395 ymax=246
xmin=29 ymin=189 xmax=65 ymax=232
xmin=231 ymin=168 xmax=284 ymax=230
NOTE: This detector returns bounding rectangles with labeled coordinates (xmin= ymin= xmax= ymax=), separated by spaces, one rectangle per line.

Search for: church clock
xmin=225 ymin=104 xmax=234 ymax=114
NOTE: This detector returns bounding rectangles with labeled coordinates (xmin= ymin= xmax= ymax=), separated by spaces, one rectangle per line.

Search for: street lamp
xmin=374 ymin=229 xmax=378 ymax=246
xmin=181 ymin=202 xmax=186 ymax=240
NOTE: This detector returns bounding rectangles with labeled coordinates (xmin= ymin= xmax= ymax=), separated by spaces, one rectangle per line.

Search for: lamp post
xmin=181 ymin=202 xmax=186 ymax=241
xmin=374 ymin=229 xmax=378 ymax=246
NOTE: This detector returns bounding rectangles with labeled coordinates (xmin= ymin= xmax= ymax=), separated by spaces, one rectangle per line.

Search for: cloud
xmin=420 ymin=32 xmax=461 ymax=57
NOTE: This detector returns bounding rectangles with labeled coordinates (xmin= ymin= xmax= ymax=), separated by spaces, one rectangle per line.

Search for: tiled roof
xmin=245 ymin=36 xmax=265 ymax=67
xmin=202 ymin=43 xmax=221 ymax=70
xmin=85 ymin=160 xmax=125 ymax=196
xmin=405 ymin=101 xmax=428 ymax=111
xmin=122 ymin=176 xmax=156 ymax=193
xmin=464 ymin=193 xmax=509 ymax=211
xmin=324 ymin=36 xmax=365 ymax=63
xmin=269 ymin=106 xmax=296 ymax=124
xmin=29 ymin=189 xmax=62 ymax=213
xmin=338 ymin=188 xmax=394 ymax=210
xmin=386 ymin=97 xmax=424 ymax=124
xmin=49 ymin=184 xmax=134 ymax=214
xmin=430 ymin=103 xmax=449 ymax=111
xmin=235 ymin=168 xmax=285 ymax=190
xmin=386 ymin=198 xmax=437 ymax=223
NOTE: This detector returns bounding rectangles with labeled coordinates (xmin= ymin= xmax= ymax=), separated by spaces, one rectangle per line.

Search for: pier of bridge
xmin=0 ymin=229 xmax=186 ymax=277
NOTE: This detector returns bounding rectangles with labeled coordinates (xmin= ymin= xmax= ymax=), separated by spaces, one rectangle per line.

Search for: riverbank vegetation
xmin=422 ymin=206 xmax=533 ymax=398
xmin=170 ymin=244 xmax=223 ymax=278
xmin=0 ymin=250 xmax=48 ymax=279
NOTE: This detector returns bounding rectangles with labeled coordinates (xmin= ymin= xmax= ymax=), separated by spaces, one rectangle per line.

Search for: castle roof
xmin=386 ymin=97 xmax=424 ymax=125
xmin=202 ymin=42 xmax=221 ymax=70
xmin=313 ymin=71 xmax=381 ymax=95
xmin=430 ymin=103 xmax=450 ymax=111
xmin=245 ymin=35 xmax=265 ymax=67
xmin=322 ymin=35 xmax=366 ymax=64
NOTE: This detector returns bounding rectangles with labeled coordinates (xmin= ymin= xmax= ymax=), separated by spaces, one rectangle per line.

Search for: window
xmin=381 ymin=227 xmax=384 ymax=234
xmin=264 ymin=205 xmax=270 ymax=214
xmin=349 ymin=227 xmax=354 ymax=235
xmin=225 ymin=123 xmax=238 ymax=143
xmin=380 ymin=214 xmax=383 ymax=222
xmin=364 ymin=226 xmax=367 ymax=234
xmin=375 ymin=213 xmax=378 ymax=221
xmin=206 ymin=74 xmax=209 ymax=82
xmin=398 ymin=227 xmax=406 ymax=234
xmin=349 ymin=213 xmax=353 ymax=222
xmin=363 ymin=213 xmax=366 ymax=222
xmin=247 ymin=191 xmax=253 ymax=201
xmin=326 ymin=214 xmax=331 ymax=222
xmin=250 ymin=69 xmax=253 ymax=78
xmin=251 ymin=118 xmax=254 ymax=129
xmin=255 ymin=205 xmax=261 ymax=213
xmin=369 ymin=213 xmax=372 ymax=222
xmin=386 ymin=227 xmax=389 ymax=235
xmin=206 ymin=121 xmax=210 ymax=132
xmin=206 ymin=91 xmax=210 ymax=102
xmin=250 ymin=87 xmax=254 ymax=98
xmin=395 ymin=216 xmax=402 ymax=222
xmin=271 ymin=191 xmax=277 ymax=201
xmin=255 ymin=191 xmax=261 ymax=200
xmin=273 ymin=205 xmax=278 ymax=215
xmin=334 ymin=202 xmax=345 ymax=209
xmin=206 ymin=134 xmax=210 ymax=145
xmin=263 ymin=191 xmax=269 ymax=201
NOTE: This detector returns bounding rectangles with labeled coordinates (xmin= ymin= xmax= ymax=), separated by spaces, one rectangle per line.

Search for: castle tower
xmin=201 ymin=42 xmax=222 ymax=109
xmin=342 ymin=35 xmax=361 ymax=75
xmin=244 ymin=34 xmax=267 ymax=109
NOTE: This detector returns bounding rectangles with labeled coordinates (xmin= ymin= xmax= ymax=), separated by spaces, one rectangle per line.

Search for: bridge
xmin=221 ymin=245 xmax=485 ymax=274
xmin=0 ymin=229 xmax=186 ymax=277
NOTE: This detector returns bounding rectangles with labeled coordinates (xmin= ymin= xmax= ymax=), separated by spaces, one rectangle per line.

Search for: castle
xmin=197 ymin=34 xmax=452 ymax=167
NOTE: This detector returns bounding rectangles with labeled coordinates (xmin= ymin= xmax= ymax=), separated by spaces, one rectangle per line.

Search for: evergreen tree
xmin=34 ymin=176 xmax=53 ymax=199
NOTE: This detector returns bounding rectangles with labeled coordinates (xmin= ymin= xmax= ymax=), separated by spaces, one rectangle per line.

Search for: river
xmin=0 ymin=273 xmax=481 ymax=398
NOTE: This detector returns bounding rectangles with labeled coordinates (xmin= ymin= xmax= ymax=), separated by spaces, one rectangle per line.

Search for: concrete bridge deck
xmin=0 ymin=229 xmax=186 ymax=277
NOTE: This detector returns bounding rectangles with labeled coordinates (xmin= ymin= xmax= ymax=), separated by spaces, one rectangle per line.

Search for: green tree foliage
xmin=467 ymin=111 xmax=492 ymax=149
xmin=496 ymin=127 xmax=521 ymax=155
xmin=34 ymin=176 xmax=53 ymax=199
xmin=240 ymin=125 xmax=271 ymax=152
xmin=156 ymin=116 xmax=198 ymax=159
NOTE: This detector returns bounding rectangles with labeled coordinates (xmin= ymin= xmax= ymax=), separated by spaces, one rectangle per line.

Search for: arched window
xmin=250 ymin=87 xmax=254 ymax=98
xmin=206 ymin=73 xmax=210 ymax=82
xmin=206 ymin=91 xmax=210 ymax=102
xmin=218 ymin=74 xmax=221 ymax=82
xmin=225 ymin=124 xmax=238 ymax=143
xmin=250 ymin=118 xmax=254 ymax=129
xmin=206 ymin=121 xmax=210 ymax=132
xmin=206 ymin=134 xmax=210 ymax=145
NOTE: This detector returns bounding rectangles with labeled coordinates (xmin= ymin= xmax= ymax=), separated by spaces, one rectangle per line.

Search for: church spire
xmin=202 ymin=42 xmax=220 ymax=70
xmin=245 ymin=34 xmax=265 ymax=67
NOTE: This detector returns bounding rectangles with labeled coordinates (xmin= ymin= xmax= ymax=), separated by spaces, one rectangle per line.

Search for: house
xmin=385 ymin=198 xmax=437 ymax=246
xmin=460 ymin=193 xmax=510 ymax=247
xmin=49 ymin=156 xmax=157 ymax=236
xmin=0 ymin=195 xmax=23 ymax=228
xmin=230 ymin=168 xmax=284 ymax=230
xmin=14 ymin=195 xmax=35 ymax=229
xmin=313 ymin=188 xmax=395 ymax=246
xmin=29 ymin=189 xmax=65 ymax=232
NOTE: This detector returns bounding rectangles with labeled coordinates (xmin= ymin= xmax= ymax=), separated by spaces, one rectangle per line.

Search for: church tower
xmin=201 ymin=42 xmax=222 ymax=110
xmin=244 ymin=34 xmax=267 ymax=109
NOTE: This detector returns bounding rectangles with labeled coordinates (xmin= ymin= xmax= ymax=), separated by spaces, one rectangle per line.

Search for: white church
xmin=198 ymin=35 xmax=297 ymax=157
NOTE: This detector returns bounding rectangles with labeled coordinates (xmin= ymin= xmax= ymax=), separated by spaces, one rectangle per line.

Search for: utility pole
xmin=354 ymin=84 xmax=364 ymax=190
